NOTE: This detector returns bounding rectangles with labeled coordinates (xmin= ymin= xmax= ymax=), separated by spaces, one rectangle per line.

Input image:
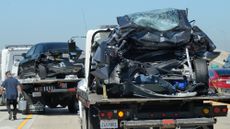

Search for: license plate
xmin=226 ymin=80 xmax=230 ymax=84
xmin=32 ymin=92 xmax=42 ymax=97
xmin=100 ymin=120 xmax=118 ymax=129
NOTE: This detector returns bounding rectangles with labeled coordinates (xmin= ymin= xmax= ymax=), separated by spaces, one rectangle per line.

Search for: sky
xmin=0 ymin=0 xmax=230 ymax=51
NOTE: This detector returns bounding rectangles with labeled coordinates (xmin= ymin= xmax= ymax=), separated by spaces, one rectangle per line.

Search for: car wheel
xmin=193 ymin=59 xmax=209 ymax=95
xmin=38 ymin=64 xmax=47 ymax=79
xmin=193 ymin=59 xmax=208 ymax=85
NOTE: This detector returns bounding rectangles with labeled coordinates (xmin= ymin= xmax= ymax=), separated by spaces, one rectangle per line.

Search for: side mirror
xmin=22 ymin=53 xmax=26 ymax=58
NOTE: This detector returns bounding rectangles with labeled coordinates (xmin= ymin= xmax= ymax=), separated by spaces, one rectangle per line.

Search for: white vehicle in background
xmin=0 ymin=45 xmax=32 ymax=105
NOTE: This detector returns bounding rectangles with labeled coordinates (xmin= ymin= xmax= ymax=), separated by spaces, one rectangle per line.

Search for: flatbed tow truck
xmin=20 ymin=78 xmax=83 ymax=113
xmin=77 ymin=28 xmax=230 ymax=129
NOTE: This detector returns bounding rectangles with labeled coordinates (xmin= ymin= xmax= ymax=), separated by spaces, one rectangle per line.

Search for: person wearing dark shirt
xmin=0 ymin=71 xmax=22 ymax=120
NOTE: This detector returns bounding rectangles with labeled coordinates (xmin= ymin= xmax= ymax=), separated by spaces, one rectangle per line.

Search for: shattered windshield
xmin=128 ymin=8 xmax=180 ymax=31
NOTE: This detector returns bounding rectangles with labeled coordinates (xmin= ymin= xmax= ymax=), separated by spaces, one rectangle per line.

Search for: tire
xmin=38 ymin=64 xmax=47 ymax=79
xmin=68 ymin=101 xmax=79 ymax=113
xmin=87 ymin=107 xmax=100 ymax=129
xmin=193 ymin=59 xmax=209 ymax=95
xmin=193 ymin=59 xmax=208 ymax=85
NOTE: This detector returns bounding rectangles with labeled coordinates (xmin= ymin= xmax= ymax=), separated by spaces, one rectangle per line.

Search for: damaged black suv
xmin=90 ymin=9 xmax=219 ymax=98
xmin=18 ymin=42 xmax=84 ymax=79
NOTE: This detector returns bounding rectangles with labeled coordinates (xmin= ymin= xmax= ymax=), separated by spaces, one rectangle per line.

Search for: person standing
xmin=0 ymin=71 xmax=22 ymax=120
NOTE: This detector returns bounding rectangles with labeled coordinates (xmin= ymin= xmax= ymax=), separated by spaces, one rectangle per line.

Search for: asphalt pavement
xmin=0 ymin=106 xmax=81 ymax=129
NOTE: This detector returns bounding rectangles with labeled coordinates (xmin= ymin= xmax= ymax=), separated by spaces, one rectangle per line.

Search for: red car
xmin=209 ymin=69 xmax=230 ymax=94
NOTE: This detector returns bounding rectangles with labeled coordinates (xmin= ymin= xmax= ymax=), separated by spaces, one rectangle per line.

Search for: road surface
xmin=0 ymin=106 xmax=81 ymax=129
xmin=0 ymin=101 xmax=229 ymax=129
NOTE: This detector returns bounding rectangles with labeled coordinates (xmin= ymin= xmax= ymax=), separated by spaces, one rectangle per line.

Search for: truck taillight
xmin=118 ymin=111 xmax=124 ymax=118
xmin=212 ymin=105 xmax=228 ymax=116
xmin=202 ymin=108 xmax=210 ymax=115
xmin=107 ymin=111 xmax=113 ymax=119
xmin=222 ymin=107 xmax=228 ymax=113
xmin=213 ymin=107 xmax=220 ymax=113
xmin=100 ymin=112 xmax=105 ymax=118
xmin=99 ymin=111 xmax=115 ymax=119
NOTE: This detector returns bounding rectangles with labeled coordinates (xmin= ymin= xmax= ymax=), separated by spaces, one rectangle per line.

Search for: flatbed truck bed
xmin=77 ymin=88 xmax=230 ymax=105
xmin=19 ymin=78 xmax=83 ymax=84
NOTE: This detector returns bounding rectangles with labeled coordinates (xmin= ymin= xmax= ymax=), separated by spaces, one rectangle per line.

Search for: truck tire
xmin=68 ymin=101 xmax=79 ymax=113
xmin=87 ymin=107 xmax=100 ymax=129
xmin=38 ymin=64 xmax=47 ymax=79
xmin=193 ymin=59 xmax=208 ymax=85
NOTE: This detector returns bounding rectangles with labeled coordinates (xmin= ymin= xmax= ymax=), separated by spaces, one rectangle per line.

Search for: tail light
xmin=100 ymin=112 xmax=105 ymax=118
xmin=99 ymin=111 xmax=115 ymax=119
xmin=212 ymin=105 xmax=228 ymax=116
xmin=202 ymin=108 xmax=210 ymax=115
xmin=107 ymin=111 xmax=113 ymax=119
xmin=213 ymin=107 xmax=220 ymax=113
xmin=118 ymin=111 xmax=125 ymax=118
xmin=222 ymin=107 xmax=228 ymax=113
xmin=99 ymin=110 xmax=127 ymax=120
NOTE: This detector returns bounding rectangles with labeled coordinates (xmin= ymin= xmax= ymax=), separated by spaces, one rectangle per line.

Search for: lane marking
xmin=17 ymin=114 xmax=33 ymax=129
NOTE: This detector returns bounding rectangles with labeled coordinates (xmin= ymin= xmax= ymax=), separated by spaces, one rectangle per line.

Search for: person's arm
xmin=17 ymin=85 xmax=22 ymax=94
xmin=15 ymin=79 xmax=22 ymax=96
xmin=0 ymin=87 xmax=3 ymax=95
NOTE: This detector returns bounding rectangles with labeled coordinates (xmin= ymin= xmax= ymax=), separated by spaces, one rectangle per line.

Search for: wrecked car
xmin=18 ymin=42 xmax=84 ymax=79
xmin=90 ymin=8 xmax=219 ymax=98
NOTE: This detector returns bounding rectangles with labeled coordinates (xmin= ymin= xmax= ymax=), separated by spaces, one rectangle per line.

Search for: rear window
xmin=216 ymin=69 xmax=230 ymax=76
xmin=43 ymin=43 xmax=68 ymax=52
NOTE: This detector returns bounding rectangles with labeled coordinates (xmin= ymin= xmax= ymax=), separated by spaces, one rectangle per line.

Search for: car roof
xmin=34 ymin=42 xmax=82 ymax=51
xmin=36 ymin=42 xmax=67 ymax=46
